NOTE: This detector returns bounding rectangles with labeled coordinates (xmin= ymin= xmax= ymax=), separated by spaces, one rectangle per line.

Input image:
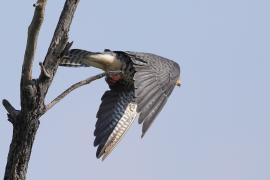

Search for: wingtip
xmin=141 ymin=133 xmax=145 ymax=138
xmin=96 ymin=151 xmax=109 ymax=161
xmin=97 ymin=152 xmax=105 ymax=161
xmin=101 ymin=153 xmax=109 ymax=161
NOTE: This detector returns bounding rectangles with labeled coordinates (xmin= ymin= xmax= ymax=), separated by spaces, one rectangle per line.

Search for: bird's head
xmin=176 ymin=79 xmax=181 ymax=87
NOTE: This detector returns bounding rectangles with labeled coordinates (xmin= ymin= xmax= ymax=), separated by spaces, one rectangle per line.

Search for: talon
xmin=106 ymin=71 xmax=123 ymax=81
xmin=111 ymin=74 xmax=122 ymax=81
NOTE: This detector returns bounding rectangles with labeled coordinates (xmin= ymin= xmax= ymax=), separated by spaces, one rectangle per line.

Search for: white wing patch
xmin=99 ymin=103 xmax=138 ymax=160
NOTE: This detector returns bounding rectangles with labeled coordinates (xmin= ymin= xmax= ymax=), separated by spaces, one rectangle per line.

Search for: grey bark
xmin=2 ymin=0 xmax=80 ymax=179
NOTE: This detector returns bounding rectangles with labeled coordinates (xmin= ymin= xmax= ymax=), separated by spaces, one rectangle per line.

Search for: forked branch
xmin=3 ymin=1 xmax=81 ymax=180
xmin=21 ymin=0 xmax=47 ymax=84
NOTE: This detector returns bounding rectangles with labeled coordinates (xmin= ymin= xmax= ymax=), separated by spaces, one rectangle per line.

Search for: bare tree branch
xmin=2 ymin=99 xmax=18 ymax=117
xmin=21 ymin=0 xmax=47 ymax=85
xmin=45 ymin=73 xmax=105 ymax=113
xmin=2 ymin=99 xmax=19 ymax=124
xmin=3 ymin=1 xmax=80 ymax=179
xmin=36 ymin=0 xmax=81 ymax=108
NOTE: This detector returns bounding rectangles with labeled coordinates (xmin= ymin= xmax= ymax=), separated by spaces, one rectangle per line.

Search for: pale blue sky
xmin=1 ymin=0 xmax=270 ymax=180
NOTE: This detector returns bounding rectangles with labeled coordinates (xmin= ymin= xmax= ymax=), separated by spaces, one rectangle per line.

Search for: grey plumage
xmin=128 ymin=52 xmax=180 ymax=136
xmin=94 ymin=90 xmax=137 ymax=160
xmin=60 ymin=49 xmax=180 ymax=160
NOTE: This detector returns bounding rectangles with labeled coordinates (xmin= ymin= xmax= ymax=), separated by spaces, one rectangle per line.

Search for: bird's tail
xmin=60 ymin=49 xmax=122 ymax=71
xmin=60 ymin=49 xmax=92 ymax=67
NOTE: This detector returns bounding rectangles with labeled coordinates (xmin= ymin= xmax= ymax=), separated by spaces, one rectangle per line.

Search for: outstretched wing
xmin=126 ymin=52 xmax=180 ymax=137
xmin=94 ymin=89 xmax=137 ymax=160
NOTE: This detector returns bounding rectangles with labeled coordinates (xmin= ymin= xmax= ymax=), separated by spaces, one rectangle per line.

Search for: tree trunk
xmin=2 ymin=0 xmax=80 ymax=179
xmin=4 ymin=114 xmax=40 ymax=180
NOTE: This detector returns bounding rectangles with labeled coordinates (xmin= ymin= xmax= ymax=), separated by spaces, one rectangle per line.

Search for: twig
xmin=2 ymin=99 xmax=20 ymax=124
xmin=45 ymin=73 xmax=105 ymax=113
xmin=21 ymin=0 xmax=47 ymax=84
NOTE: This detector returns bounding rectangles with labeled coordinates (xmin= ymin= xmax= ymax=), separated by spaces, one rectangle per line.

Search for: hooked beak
xmin=176 ymin=79 xmax=181 ymax=87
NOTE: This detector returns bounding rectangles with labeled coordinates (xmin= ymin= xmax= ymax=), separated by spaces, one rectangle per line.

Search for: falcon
xmin=60 ymin=49 xmax=181 ymax=160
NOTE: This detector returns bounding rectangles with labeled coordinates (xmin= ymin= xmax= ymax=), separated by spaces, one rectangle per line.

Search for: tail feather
xmin=60 ymin=49 xmax=91 ymax=67
xmin=60 ymin=48 xmax=122 ymax=71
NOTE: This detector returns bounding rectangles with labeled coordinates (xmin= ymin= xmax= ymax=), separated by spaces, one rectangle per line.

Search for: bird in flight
xmin=60 ymin=49 xmax=181 ymax=160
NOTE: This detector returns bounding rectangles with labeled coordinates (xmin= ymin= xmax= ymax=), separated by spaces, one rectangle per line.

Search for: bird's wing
xmin=94 ymin=89 xmax=137 ymax=160
xmin=127 ymin=52 xmax=180 ymax=137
